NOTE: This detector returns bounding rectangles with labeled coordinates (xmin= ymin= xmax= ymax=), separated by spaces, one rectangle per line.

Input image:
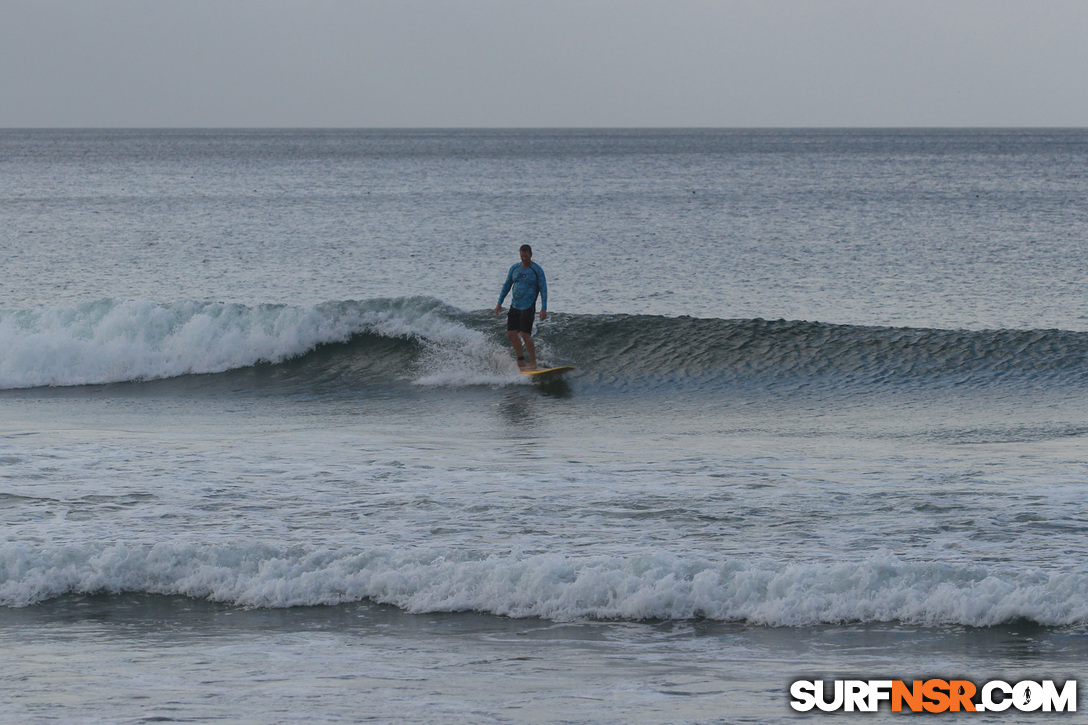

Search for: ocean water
xmin=2 ymin=128 xmax=1088 ymax=723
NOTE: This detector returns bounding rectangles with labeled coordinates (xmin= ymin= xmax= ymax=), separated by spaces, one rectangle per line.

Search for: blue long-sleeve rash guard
xmin=498 ymin=262 xmax=547 ymax=311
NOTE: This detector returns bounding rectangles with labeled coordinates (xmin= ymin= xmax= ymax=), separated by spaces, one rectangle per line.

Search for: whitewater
xmin=3 ymin=128 xmax=1088 ymax=723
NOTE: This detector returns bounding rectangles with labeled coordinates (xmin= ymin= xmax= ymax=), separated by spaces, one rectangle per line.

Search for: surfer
xmin=494 ymin=244 xmax=548 ymax=371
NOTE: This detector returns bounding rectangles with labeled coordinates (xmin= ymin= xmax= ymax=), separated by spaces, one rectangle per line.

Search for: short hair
xmin=520 ymin=244 xmax=533 ymax=254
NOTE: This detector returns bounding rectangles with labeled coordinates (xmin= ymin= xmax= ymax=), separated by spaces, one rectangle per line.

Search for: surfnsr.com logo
xmin=790 ymin=679 xmax=1077 ymax=713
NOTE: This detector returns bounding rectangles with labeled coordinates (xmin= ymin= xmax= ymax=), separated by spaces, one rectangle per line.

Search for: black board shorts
xmin=507 ymin=305 xmax=536 ymax=334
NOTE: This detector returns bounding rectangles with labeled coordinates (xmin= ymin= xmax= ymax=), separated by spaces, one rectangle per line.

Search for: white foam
xmin=2 ymin=542 xmax=1085 ymax=627
xmin=412 ymin=332 xmax=526 ymax=387
xmin=0 ymin=298 xmax=510 ymax=389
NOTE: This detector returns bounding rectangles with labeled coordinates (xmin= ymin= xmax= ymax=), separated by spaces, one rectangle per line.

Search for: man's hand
xmin=494 ymin=304 xmax=503 ymax=314
xmin=539 ymin=310 xmax=548 ymax=321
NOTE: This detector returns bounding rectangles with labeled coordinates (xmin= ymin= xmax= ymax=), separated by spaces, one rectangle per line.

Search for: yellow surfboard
xmin=521 ymin=365 xmax=575 ymax=378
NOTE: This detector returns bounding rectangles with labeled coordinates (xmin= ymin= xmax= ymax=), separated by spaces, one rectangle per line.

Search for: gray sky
xmin=2 ymin=0 xmax=1086 ymax=127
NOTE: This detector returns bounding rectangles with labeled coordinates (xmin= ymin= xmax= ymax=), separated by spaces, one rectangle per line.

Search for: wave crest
xmin=4 ymin=298 xmax=1088 ymax=393
xmin=0 ymin=297 xmax=508 ymax=389
xmin=2 ymin=542 xmax=1084 ymax=627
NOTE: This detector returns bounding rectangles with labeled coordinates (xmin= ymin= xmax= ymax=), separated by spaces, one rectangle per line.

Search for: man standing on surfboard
xmin=494 ymin=244 xmax=547 ymax=371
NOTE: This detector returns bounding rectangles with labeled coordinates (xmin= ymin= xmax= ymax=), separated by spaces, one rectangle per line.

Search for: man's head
xmin=519 ymin=244 xmax=533 ymax=266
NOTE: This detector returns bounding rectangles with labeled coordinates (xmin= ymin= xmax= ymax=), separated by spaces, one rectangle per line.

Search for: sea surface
xmin=2 ymin=128 xmax=1087 ymax=723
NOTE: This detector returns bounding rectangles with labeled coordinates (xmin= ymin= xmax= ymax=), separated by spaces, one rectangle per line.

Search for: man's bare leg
xmin=507 ymin=330 xmax=527 ymax=368
xmin=520 ymin=332 xmax=537 ymax=370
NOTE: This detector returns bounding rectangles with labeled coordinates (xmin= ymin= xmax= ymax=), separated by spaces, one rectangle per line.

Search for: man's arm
xmin=495 ymin=265 xmax=515 ymax=312
xmin=536 ymin=263 xmax=548 ymax=318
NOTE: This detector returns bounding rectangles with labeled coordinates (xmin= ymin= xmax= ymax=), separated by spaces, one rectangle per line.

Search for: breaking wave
xmin=2 ymin=542 xmax=1085 ymax=627
xmin=3 ymin=297 xmax=1087 ymax=394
